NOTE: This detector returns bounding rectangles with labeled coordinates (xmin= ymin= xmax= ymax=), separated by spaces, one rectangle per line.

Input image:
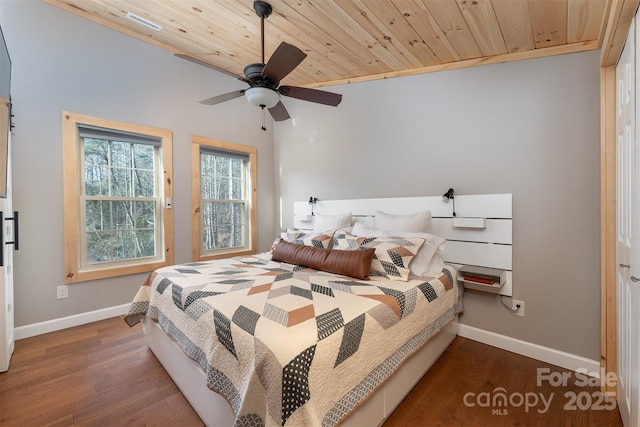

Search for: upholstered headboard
xmin=292 ymin=194 xmax=513 ymax=296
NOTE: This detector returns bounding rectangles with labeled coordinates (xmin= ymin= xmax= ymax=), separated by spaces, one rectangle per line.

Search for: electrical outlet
xmin=511 ymin=299 xmax=525 ymax=317
xmin=57 ymin=285 xmax=69 ymax=299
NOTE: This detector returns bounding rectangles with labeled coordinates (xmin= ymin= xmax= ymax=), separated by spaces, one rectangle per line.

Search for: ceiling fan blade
xmin=279 ymin=86 xmax=342 ymax=106
xmin=199 ymin=90 xmax=245 ymax=106
xmin=262 ymin=42 xmax=307 ymax=85
xmin=175 ymin=53 xmax=250 ymax=84
xmin=268 ymin=101 xmax=291 ymax=121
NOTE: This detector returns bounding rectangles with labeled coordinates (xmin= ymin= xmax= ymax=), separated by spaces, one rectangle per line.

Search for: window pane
xmin=134 ymin=170 xmax=154 ymax=197
xmin=200 ymin=155 xmax=246 ymax=200
xmin=113 ymin=230 xmax=136 ymax=260
xmin=214 ymin=224 xmax=232 ymax=248
xmin=233 ymin=202 xmax=245 ymax=224
xmin=111 ymin=167 xmax=132 ymax=197
xmin=133 ymin=144 xmax=154 ymax=170
xmin=84 ymin=138 xmax=109 ymax=166
xmin=86 ymin=231 xmax=112 ymax=263
xmin=215 ymin=177 xmax=230 ymax=199
xmin=134 ymin=201 xmax=155 ymax=229
xmin=85 ymin=200 xmax=110 ymax=231
xmin=85 ymin=202 xmax=157 ymax=263
xmin=110 ymin=140 xmax=132 ymax=168
xmin=216 ymin=157 xmax=230 ymax=176
xmin=84 ymin=165 xmax=110 ymax=196
xmin=113 ymin=201 xmax=133 ymax=229
xmin=136 ymin=229 xmax=156 ymax=257
xmin=231 ymin=177 xmax=243 ymax=199
xmin=201 ymin=176 xmax=214 ymax=199
xmin=201 ymin=154 xmax=212 ymax=175
xmin=202 ymin=202 xmax=214 ymax=250
xmin=215 ymin=202 xmax=231 ymax=225
xmin=231 ymin=158 xmax=242 ymax=177
xmin=202 ymin=201 xmax=245 ymax=250
xmin=232 ymin=203 xmax=245 ymax=246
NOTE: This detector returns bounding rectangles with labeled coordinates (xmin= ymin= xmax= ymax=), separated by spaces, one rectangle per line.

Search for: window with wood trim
xmin=63 ymin=111 xmax=173 ymax=283
xmin=191 ymin=136 xmax=256 ymax=260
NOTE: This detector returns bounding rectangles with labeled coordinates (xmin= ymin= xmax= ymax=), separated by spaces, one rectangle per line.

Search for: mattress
xmin=125 ymin=252 xmax=462 ymax=427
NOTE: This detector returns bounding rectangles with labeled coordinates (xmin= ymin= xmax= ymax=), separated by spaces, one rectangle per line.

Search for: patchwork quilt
xmin=125 ymin=253 xmax=462 ymax=427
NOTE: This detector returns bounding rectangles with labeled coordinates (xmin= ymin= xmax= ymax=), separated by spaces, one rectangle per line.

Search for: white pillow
xmin=312 ymin=212 xmax=352 ymax=232
xmin=352 ymin=222 xmax=445 ymax=277
xmin=389 ymin=231 xmax=445 ymax=277
xmin=374 ymin=210 xmax=431 ymax=233
xmin=351 ymin=222 xmax=388 ymax=237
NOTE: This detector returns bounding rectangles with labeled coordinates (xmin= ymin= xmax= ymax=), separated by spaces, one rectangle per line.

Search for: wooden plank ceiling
xmin=43 ymin=0 xmax=631 ymax=88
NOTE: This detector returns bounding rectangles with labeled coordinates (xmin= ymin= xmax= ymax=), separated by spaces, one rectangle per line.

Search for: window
xmin=191 ymin=136 xmax=256 ymax=260
xmin=63 ymin=112 xmax=173 ymax=283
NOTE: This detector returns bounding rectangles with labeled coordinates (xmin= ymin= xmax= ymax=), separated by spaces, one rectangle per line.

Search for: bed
xmin=124 ymin=194 xmax=512 ymax=426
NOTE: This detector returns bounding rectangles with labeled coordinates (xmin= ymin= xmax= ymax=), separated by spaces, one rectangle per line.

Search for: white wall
xmin=275 ymin=51 xmax=601 ymax=360
xmin=0 ymin=1 xmax=276 ymax=326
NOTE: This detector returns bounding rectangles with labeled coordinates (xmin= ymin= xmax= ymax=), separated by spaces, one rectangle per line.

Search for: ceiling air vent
xmin=126 ymin=12 xmax=162 ymax=31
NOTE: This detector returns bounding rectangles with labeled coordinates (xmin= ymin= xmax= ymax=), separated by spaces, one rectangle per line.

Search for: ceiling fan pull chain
xmin=261 ymin=107 xmax=267 ymax=131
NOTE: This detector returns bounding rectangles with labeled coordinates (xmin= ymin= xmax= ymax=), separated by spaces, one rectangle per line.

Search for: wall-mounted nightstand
xmin=458 ymin=265 xmax=507 ymax=293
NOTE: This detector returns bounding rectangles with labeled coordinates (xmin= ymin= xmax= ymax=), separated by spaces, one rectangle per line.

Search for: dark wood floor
xmin=0 ymin=316 xmax=623 ymax=426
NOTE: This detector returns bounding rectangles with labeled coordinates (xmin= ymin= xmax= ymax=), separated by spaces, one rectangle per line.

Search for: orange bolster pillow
xmin=271 ymin=239 xmax=375 ymax=280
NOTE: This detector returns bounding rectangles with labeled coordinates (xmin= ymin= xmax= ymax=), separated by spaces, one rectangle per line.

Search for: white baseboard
xmin=458 ymin=324 xmax=601 ymax=377
xmin=13 ymin=307 xmax=601 ymax=378
xmin=14 ymin=303 xmax=130 ymax=340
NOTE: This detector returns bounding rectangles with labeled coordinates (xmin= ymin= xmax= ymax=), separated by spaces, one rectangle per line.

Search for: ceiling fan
xmin=180 ymin=1 xmax=342 ymax=128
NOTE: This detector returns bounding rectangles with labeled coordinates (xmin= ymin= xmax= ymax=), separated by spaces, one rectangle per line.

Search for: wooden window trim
xmin=191 ymin=135 xmax=257 ymax=261
xmin=62 ymin=111 xmax=173 ymax=283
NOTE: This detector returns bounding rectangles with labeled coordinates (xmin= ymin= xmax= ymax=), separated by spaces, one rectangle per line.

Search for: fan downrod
xmin=253 ymin=1 xmax=272 ymax=18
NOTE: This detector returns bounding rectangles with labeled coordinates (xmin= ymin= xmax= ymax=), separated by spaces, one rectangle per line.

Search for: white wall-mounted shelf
xmin=452 ymin=217 xmax=487 ymax=229
xmin=458 ymin=265 xmax=509 ymax=295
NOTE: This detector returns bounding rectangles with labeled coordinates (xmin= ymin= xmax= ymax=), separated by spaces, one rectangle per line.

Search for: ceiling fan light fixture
xmin=245 ymin=87 xmax=280 ymax=109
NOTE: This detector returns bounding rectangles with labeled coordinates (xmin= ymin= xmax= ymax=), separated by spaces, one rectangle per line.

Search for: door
xmin=629 ymin=17 xmax=640 ymax=425
xmin=616 ymin=17 xmax=640 ymax=427
xmin=0 ymin=24 xmax=11 ymax=372
xmin=0 ymin=131 xmax=12 ymax=372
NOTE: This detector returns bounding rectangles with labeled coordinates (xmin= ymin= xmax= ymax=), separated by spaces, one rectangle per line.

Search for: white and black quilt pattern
xmin=126 ymin=254 xmax=462 ymax=427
